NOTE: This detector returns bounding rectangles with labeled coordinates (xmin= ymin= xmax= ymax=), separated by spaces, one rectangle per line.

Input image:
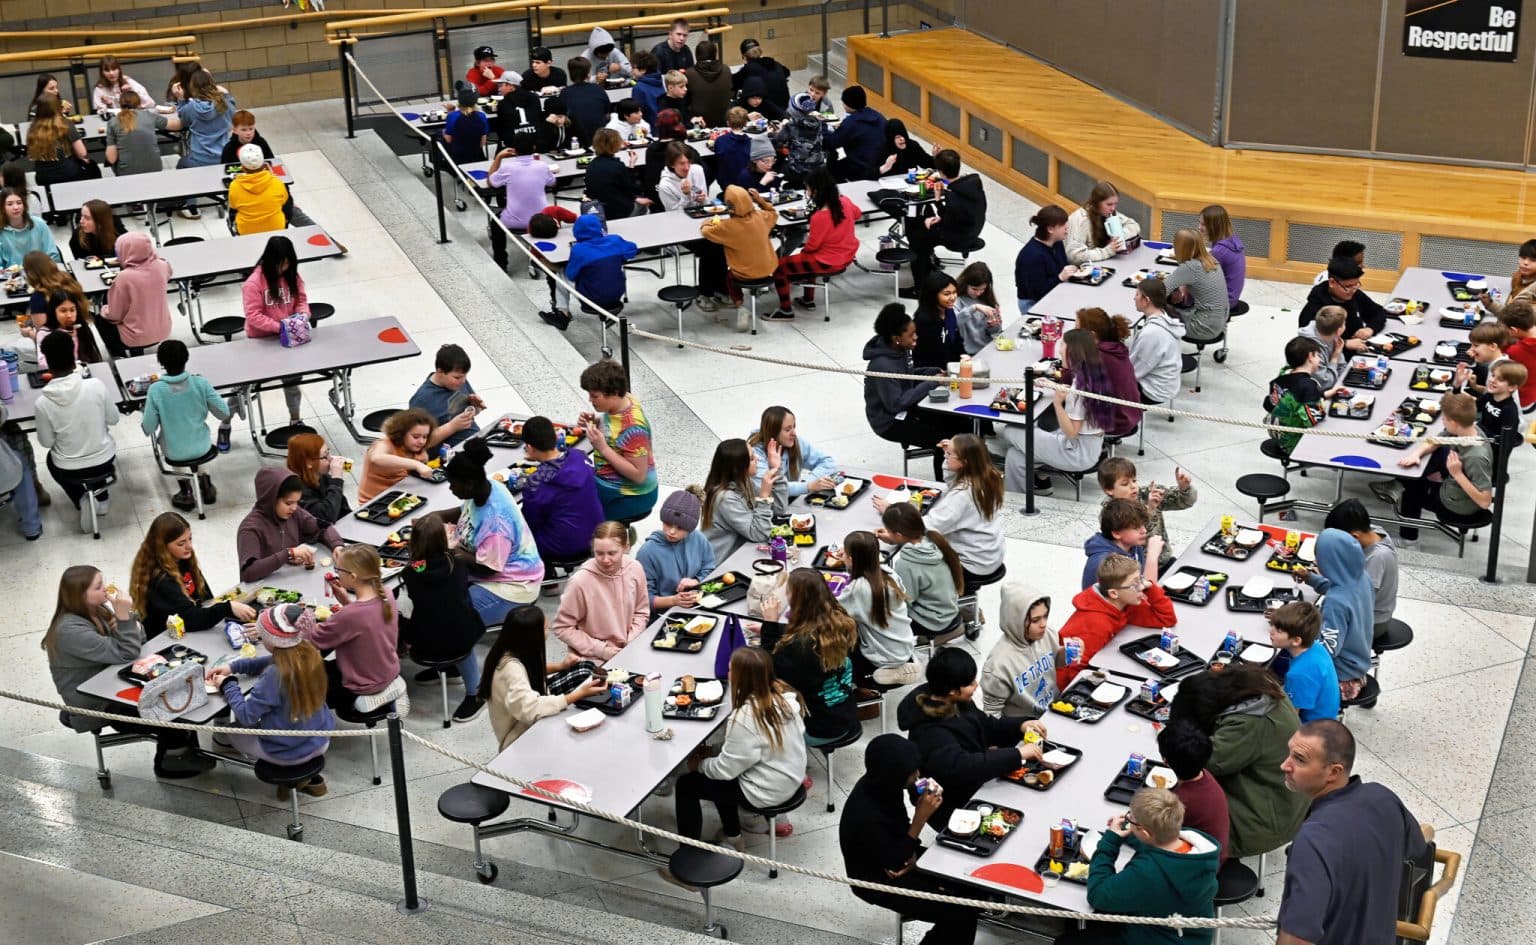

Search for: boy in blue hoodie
xmin=635 ymin=488 xmax=716 ymax=615
xmin=140 ymin=340 xmax=230 ymax=512
xmin=1292 ymin=528 xmax=1374 ymax=701
xmin=549 ymin=213 xmax=638 ymax=331
xmin=630 ymin=50 xmax=665 ymax=125
xmin=1081 ymin=498 xmax=1163 ymax=590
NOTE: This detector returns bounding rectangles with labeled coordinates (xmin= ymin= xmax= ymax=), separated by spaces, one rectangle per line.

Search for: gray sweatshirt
xmin=0 ymin=403 xmax=24 ymax=495
xmin=922 ymin=475 xmax=1005 ymax=574
xmin=1297 ymin=324 xmax=1345 ymax=390
xmin=1128 ymin=311 xmax=1185 ymax=404
xmin=699 ymin=691 xmax=807 ymax=809
xmin=701 ymin=477 xmax=788 ymax=564
xmin=48 ymin=613 xmax=145 ymax=731
xmin=840 ymin=566 xmax=916 ymax=669
xmin=955 ymin=296 xmax=1001 ymax=355
xmin=889 ymin=538 xmax=960 ymax=633
xmin=980 ymin=578 xmax=1059 ymax=718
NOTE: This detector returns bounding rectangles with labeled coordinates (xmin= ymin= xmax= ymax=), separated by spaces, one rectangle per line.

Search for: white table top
xmin=472 ymin=606 xmax=732 ymax=814
xmin=915 ymin=319 xmax=1072 ymax=429
xmin=73 ymin=224 xmax=340 ymax=295
xmin=1385 ymin=266 xmax=1512 ymax=355
xmin=12 ymin=113 xmax=111 ymax=143
xmin=40 ymin=159 xmax=293 ymax=213
xmin=1286 ymin=358 xmax=1440 ymax=474
xmin=1029 ymin=244 xmax=1171 ymax=321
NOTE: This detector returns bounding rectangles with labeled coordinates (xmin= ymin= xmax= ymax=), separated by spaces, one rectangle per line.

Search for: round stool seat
xmin=254 ymin=755 xmax=326 ymax=788
xmin=202 ymin=316 xmax=246 ymax=341
xmin=264 ymin=423 xmax=316 ymax=451
xmin=308 ymin=302 xmax=335 ymax=324
xmin=1342 ymin=675 xmax=1380 ymax=709
xmin=736 ymin=275 xmax=774 ymax=290
xmin=1375 ymin=619 xmax=1414 ymax=653
xmin=669 ymin=845 xmax=743 ymax=889
xmin=1236 ymin=473 xmax=1291 ymax=501
xmin=964 ymin=565 xmax=1008 ymax=593
xmin=1260 ymin=439 xmax=1291 ymax=463
xmin=963 ymin=237 xmax=985 ymax=252
xmin=544 ymin=554 xmax=592 ymax=575
xmin=437 ymin=782 xmax=511 ymax=824
xmin=876 ymin=247 xmax=914 ymax=266
xmin=814 ymin=726 xmax=862 ymax=754
xmin=362 ymin=408 xmax=402 ymax=433
xmin=52 ymin=467 xmax=115 ymax=489
xmin=742 ymin=784 xmax=807 ymax=819
xmin=336 ymin=702 xmax=394 ymax=725
xmin=1214 ymin=859 xmax=1259 ymax=906
xmin=413 ymin=651 xmax=470 ymax=672
xmin=1181 ymin=353 xmax=1199 ymax=373
xmin=166 ymin=445 xmax=221 ymax=469
xmin=659 ymin=285 xmax=701 ymax=305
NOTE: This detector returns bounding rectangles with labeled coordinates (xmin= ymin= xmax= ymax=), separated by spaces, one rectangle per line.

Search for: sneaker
xmin=858 ymin=702 xmax=882 ymax=721
xmin=299 ymin=775 xmax=329 ymax=798
xmin=766 ymin=309 xmax=796 ymax=320
xmin=452 ymin=695 xmax=487 ymax=724
xmin=735 ymin=309 xmax=750 ymax=333
xmin=774 ymin=820 xmax=794 ymax=838
xmin=216 ymin=427 xmax=232 ymax=453
xmin=538 ymin=309 xmax=571 ymax=331
xmin=177 ymin=207 xmax=202 ymax=220
xmin=95 ymin=496 xmax=109 ymax=517
xmin=153 ymin=751 xmax=215 ymax=779
xmin=653 ymin=775 xmax=676 ymax=797
xmin=198 ymin=475 xmax=217 ymax=506
xmin=794 ymin=296 xmax=817 ymax=311
xmin=898 ymin=286 xmax=919 ymax=300
xmin=739 ymin=812 xmax=771 ymax=834
xmin=656 ymin=867 xmax=697 ymax=891
xmin=415 ymin=666 xmax=462 ymax=685
xmin=696 ymin=294 xmax=719 ymax=313
xmin=1032 ymin=475 xmax=1054 ymax=496
xmin=77 ymin=500 xmax=95 ymax=534
xmin=801 ymin=775 xmax=814 ymax=790
xmin=872 ymin=661 xmax=924 ymax=686
xmin=716 ymin=830 xmax=746 ymax=853
xmin=171 ymin=483 xmax=197 ymax=512
xmin=1369 ymin=480 xmax=1403 ymax=504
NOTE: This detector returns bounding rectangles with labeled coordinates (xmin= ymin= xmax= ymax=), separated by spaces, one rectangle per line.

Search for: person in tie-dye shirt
xmin=440 ymin=439 xmax=545 ymax=626
xmin=579 ymin=359 xmax=659 ymax=521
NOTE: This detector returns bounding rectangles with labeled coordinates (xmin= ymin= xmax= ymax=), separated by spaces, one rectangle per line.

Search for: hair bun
xmin=462 ymin=438 xmax=492 ymax=468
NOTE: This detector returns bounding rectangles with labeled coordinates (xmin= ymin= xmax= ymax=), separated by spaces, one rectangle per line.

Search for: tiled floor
xmin=0 ymin=92 xmax=1532 ymax=945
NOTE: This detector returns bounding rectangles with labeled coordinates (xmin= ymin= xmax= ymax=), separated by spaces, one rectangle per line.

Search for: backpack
xmin=778 ymin=113 xmax=827 ymax=175
xmin=1265 ymin=373 xmax=1322 ymax=456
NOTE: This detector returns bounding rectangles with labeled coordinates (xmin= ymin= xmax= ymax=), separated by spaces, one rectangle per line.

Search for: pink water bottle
xmin=1040 ymin=315 xmax=1062 ymax=359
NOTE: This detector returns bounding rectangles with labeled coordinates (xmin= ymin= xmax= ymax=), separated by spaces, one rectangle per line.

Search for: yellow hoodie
xmin=227 ymin=168 xmax=289 ymax=235
xmin=699 ymin=185 xmax=778 ymax=279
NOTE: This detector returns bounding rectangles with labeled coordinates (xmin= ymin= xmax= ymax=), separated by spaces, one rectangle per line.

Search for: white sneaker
xmin=715 ymin=829 xmax=746 ymax=852
xmin=94 ymin=496 xmax=109 ymax=517
xmin=735 ymin=308 xmax=750 ymax=333
xmin=739 ymin=811 xmax=770 ymax=834
xmin=696 ymin=294 xmax=718 ymax=313
xmin=77 ymin=500 xmax=95 ymax=534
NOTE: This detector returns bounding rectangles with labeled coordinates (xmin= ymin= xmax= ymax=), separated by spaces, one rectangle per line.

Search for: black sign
xmin=1404 ymin=0 xmax=1521 ymax=61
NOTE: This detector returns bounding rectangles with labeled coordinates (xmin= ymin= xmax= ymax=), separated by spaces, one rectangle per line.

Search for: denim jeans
xmin=1 ymin=442 xmax=42 ymax=538
xmin=1017 ymin=298 xmax=1035 ymax=315
xmin=468 ymin=584 xmax=518 ymax=628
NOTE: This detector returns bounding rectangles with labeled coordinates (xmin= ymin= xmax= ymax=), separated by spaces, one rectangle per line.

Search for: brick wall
xmin=0 ymin=1 xmax=932 ymax=108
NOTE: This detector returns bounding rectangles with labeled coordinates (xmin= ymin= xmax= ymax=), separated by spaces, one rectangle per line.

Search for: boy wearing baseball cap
xmin=465 ymin=45 xmax=504 ymax=97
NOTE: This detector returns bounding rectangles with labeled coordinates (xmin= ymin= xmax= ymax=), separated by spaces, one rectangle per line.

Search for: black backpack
xmin=778 ymin=113 xmax=826 ymax=175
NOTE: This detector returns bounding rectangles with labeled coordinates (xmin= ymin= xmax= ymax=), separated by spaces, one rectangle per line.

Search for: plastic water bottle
xmin=0 ymin=350 xmax=17 ymax=402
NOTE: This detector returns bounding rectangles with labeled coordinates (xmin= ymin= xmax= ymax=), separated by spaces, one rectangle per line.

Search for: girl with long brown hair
xmin=29 ymin=73 xmax=74 ymax=117
xmin=769 ymin=567 xmax=860 ymax=743
xmin=1200 ymin=204 xmax=1247 ymax=313
xmin=93 ymin=55 xmax=155 ymax=113
xmin=1165 ymin=227 xmax=1231 ymax=341
xmin=699 ymin=436 xmax=786 ymax=563
xmin=206 ymin=604 xmax=332 ymax=793
xmin=1004 ymin=330 xmax=1115 ymax=495
xmin=400 ymin=514 xmax=487 ymax=724
xmin=841 ymin=530 xmax=920 ymax=686
xmin=27 ymin=96 xmax=97 ymax=188
xmin=878 ymin=501 xmax=964 ymax=637
xmin=481 ymin=604 xmax=607 ymax=751
xmin=747 ymin=405 xmax=840 ymax=498
xmin=174 ymin=69 xmax=235 ymax=218
xmin=69 ymin=199 xmax=124 ymax=259
xmin=44 ymin=564 xmax=214 ymax=778
xmin=131 ymin=512 xmax=256 ymax=638
xmin=1483 ymin=238 xmax=1536 ymax=316
xmin=313 ymin=544 xmax=402 ymax=711
xmin=284 ymin=432 xmax=352 ymax=528
xmin=668 ymin=646 xmax=806 ymax=861
xmin=881 ymin=433 xmax=1005 ymax=586
xmin=1065 ymin=180 xmax=1141 ymax=264
xmin=1074 ymin=305 xmax=1144 ymax=436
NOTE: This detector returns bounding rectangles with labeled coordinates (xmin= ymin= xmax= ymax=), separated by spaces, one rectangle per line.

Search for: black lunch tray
xmin=1124 ymin=696 xmax=1170 ymax=724
xmin=353 ymin=490 xmax=424 ymax=523
xmin=1342 ymin=365 xmax=1392 ymax=390
xmin=1067 ymin=266 xmax=1115 ymax=286
xmin=685 ymin=203 xmax=730 ymax=219
xmin=664 ymin=676 xmax=725 ymax=720
xmin=117 ymin=645 xmax=208 ymax=685
xmin=481 ymin=425 xmax=525 ymax=449
xmin=1104 ymin=757 xmax=1168 ymax=805
xmin=934 ymin=800 xmax=1025 ymax=857
xmin=1367 ymin=421 xmax=1426 ymax=449
xmin=1208 ymin=639 xmax=1279 ymax=670
xmin=1000 ymin=740 xmax=1082 ymax=791
xmin=774 ymin=514 xmax=817 ymax=548
xmin=1119 ymin=268 xmax=1167 ymax=288
xmin=1408 ymin=366 xmax=1455 ymax=394
xmin=1445 ymin=281 xmax=1480 ymax=302
xmin=1225 ymin=584 xmax=1302 ymax=613
xmin=1327 ymin=394 xmax=1377 ymax=421
xmin=1159 ymin=566 xmax=1229 ymax=606
xmin=651 ymin=613 xmax=721 ymax=653
xmin=1200 ymin=530 xmax=1266 ymax=561
xmin=1394 ymin=397 xmax=1442 ymax=424
xmin=812 ymin=546 xmax=847 ymax=571
xmin=1439 ymin=308 xmax=1481 ymax=329
xmin=1034 ymin=836 xmax=1091 ymax=884
xmin=377 ymin=524 xmax=414 ymax=564
xmin=699 ymin=571 xmax=752 ymax=606
xmin=1119 ymin=634 xmax=1207 ymax=679
xmin=1364 ymin=332 xmax=1420 ymax=356
xmin=805 ymin=475 xmax=871 ymax=507
xmin=1048 ymin=674 xmax=1131 ymax=723
xmin=1264 ymin=547 xmax=1315 ymax=574
xmin=547 ymin=662 xmax=646 ymax=715
xmin=1430 ymin=341 xmax=1473 ymax=365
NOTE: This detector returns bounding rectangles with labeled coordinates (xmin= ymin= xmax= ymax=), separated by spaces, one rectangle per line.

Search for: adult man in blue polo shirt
xmin=1277 ymin=720 xmax=1427 ymax=945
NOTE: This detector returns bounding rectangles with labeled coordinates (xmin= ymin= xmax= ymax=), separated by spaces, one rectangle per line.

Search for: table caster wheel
xmin=1213 ymin=349 xmax=1228 ymax=364
xmin=97 ymin=774 xmax=112 ymax=790
xmin=287 ymin=825 xmax=303 ymax=841
xmin=455 ymin=198 xmax=467 ymax=211
xmin=424 ymin=165 xmax=435 ymax=178
xmin=476 ymin=863 xmax=498 ymax=884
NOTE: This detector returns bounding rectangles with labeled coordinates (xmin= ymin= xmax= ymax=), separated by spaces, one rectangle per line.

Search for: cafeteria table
xmin=1027 ymin=243 xmax=1170 ymax=321
xmin=916 ymin=316 xmax=1070 ymax=436
xmin=1383 ymin=266 xmax=1512 ymax=355
xmin=39 ymin=160 xmax=295 ymax=244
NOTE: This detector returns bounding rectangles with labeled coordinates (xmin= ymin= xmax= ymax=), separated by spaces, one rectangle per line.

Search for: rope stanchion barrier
xmin=0 ymin=684 xmax=1275 ymax=931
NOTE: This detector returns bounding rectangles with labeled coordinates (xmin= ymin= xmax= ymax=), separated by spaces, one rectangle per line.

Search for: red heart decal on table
xmin=378 ymin=326 xmax=409 ymax=344
xmin=870 ymin=474 xmax=927 ymax=490
xmin=521 ymin=778 xmax=591 ymax=804
xmin=116 ymin=686 xmax=143 ymax=703
xmin=969 ymin=862 xmax=1043 ymax=893
xmin=273 ymin=165 xmax=288 ymax=178
xmin=306 ymin=234 xmax=332 ymax=247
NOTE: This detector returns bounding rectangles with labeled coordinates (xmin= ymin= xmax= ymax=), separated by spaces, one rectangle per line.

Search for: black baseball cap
xmin=740 ymin=38 xmax=761 ymax=55
xmin=530 ymin=46 xmax=554 ymax=62
xmin=473 ymin=45 xmax=497 ymax=61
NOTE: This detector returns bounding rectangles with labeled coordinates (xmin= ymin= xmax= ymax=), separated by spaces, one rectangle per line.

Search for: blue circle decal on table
xmin=534 ymin=241 xmax=558 ymax=252
xmin=1329 ymin=454 xmax=1381 ymax=469
xmin=955 ymin=404 xmax=1001 ymax=417
xmin=401 ymin=112 xmax=421 ymax=121
xmin=468 ymin=169 xmax=488 ymax=181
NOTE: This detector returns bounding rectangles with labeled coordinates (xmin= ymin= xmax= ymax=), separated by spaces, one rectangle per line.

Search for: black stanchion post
xmin=864 ymin=0 xmax=871 ymax=35
xmin=882 ymin=0 xmax=890 ymax=37
xmin=1022 ymin=367 xmax=1037 ymax=516
xmin=620 ymin=316 xmax=632 ymax=389
xmin=387 ymin=714 xmax=428 ymax=914
xmin=431 ymin=147 xmax=449 ymax=245
xmin=339 ymin=45 xmax=356 ymax=140
xmin=1482 ymin=427 xmax=1519 ymax=584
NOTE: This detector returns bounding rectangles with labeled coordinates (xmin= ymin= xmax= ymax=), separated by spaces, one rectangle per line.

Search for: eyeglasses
xmin=334 ymin=567 xmax=354 ymax=577
xmin=1332 ymin=279 xmax=1361 ymax=293
xmin=1116 ymin=577 xmax=1146 ymax=591
xmin=1124 ymin=811 xmax=1141 ymax=828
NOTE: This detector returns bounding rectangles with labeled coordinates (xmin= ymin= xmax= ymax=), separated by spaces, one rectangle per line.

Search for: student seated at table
xmin=1128 ymin=277 xmax=1184 ymax=404
xmin=1057 ymin=554 xmax=1176 ymax=689
xmin=733 ymin=75 xmax=786 ymax=123
xmin=464 ymin=45 xmax=505 ymax=96
xmin=603 ymin=98 xmax=651 ymax=141
xmin=1311 ymin=239 xmax=1365 ymax=285
xmin=657 ymin=70 xmax=698 ymax=127
xmin=209 ymin=604 xmax=333 ymax=784
xmin=94 ymin=56 xmax=155 ymax=113
xmin=767 ymin=169 xmax=861 ymax=318
xmin=0 ymin=402 xmax=42 ymax=541
xmin=828 ymin=85 xmax=883 ymax=181
xmin=655 ymin=140 xmax=710 ymax=211
xmin=861 ymin=304 xmax=974 ymax=479
xmin=904 ymin=150 xmax=987 ymax=296
xmin=911 ymin=270 xmax=963 ymax=370
xmin=636 ymin=488 xmax=716 ymax=613
xmin=840 ymin=735 xmax=980 ymax=945
xmin=548 ymin=212 xmax=639 ymax=331
xmin=523 ymin=45 xmax=569 ymax=92
xmin=842 ymin=530 xmax=920 ymax=687
xmin=767 ymin=567 xmax=863 ymax=732
xmin=713 ymin=107 xmax=753 ymax=191
xmin=1321 ymin=498 xmax=1398 ymax=641
xmin=1295 ymin=528 xmax=1374 ymax=700
xmin=747 ymin=405 xmax=839 ymax=499
xmin=1154 ymin=718 xmax=1230 ymax=862
xmin=27 ymin=96 xmax=100 ymax=190
xmin=661 ymin=646 xmax=807 ymax=874
xmin=1014 ymin=204 xmax=1080 ymax=315
xmin=879 ymin=502 xmax=964 ymax=642
xmin=879 ymin=434 xmax=1004 ymax=592
xmin=0 ymin=187 xmax=61 ymax=266
xmin=408 ymin=344 xmax=486 ymax=448
xmin=215 ymin=236 xmax=313 ymax=447
xmin=774 ymin=94 xmax=831 ymax=187
xmin=643 ymin=109 xmax=695 ymax=198
xmin=585 ymin=128 xmax=652 ymax=220
xmin=1296 ymin=256 xmax=1387 ymax=343
xmin=736 ymin=135 xmax=780 ymax=191
xmin=141 ymin=340 xmax=229 ymax=511
xmin=131 ymin=511 xmax=257 ymax=637
xmin=1501 ymin=300 xmax=1536 ymax=410
xmin=579 ymin=358 xmax=659 ymax=521
xmin=398 ymin=515 xmax=490 ymax=723
xmin=442 ymin=89 xmax=489 ymax=165
xmin=700 ymin=184 xmax=779 ymax=331
xmin=534 ymin=99 xmax=583 ymax=154
xmin=314 ymin=545 xmax=405 ymax=713
xmin=227 ymin=144 xmax=292 ymax=235
xmin=585 ymin=26 xmax=633 ymax=83
xmin=439 ymin=439 xmax=546 ymax=627
xmin=30 ymin=74 xmax=75 ymax=118
xmin=551 ymin=521 xmax=651 ymax=661
xmin=357 ymin=408 xmax=446 ymax=505
xmin=1262 ymin=336 xmax=1338 ymax=457
xmin=45 ymin=565 xmax=215 ymax=779
xmin=237 ymin=468 xmax=344 ymax=582
xmin=877 ymin=118 xmax=932 ymax=177
xmin=1064 ymin=180 xmax=1140 ymax=265
xmin=686 ymin=40 xmax=732 ymax=128
xmin=1057 ymin=788 xmax=1220 ymax=945
xmin=1081 ymin=498 xmax=1162 ymax=591
xmin=1074 ymin=306 xmax=1143 ymax=435
xmin=1267 ymin=601 xmax=1340 ymax=723
xmin=952 ymin=262 xmax=1003 ymax=355
xmin=1475 ymin=361 xmax=1528 ymax=448
xmin=1201 ymin=204 xmax=1248 ymax=316
xmin=35 ymin=332 xmax=119 ymax=532
xmin=219 ymin=109 xmax=273 ymax=163
xmin=285 ymin=433 xmax=352 ymax=530
xmin=492 ymin=73 xmax=541 ymax=146
xmin=1002 ymin=329 xmax=1115 ymax=495
xmin=100 ymin=232 xmax=173 ymax=357
xmin=1098 ymin=457 xmax=1196 ymax=574
xmin=1392 ymin=392 xmax=1496 ymax=545
xmin=558 ymin=58 xmax=610 ymax=140
xmin=1162 ymin=228 xmax=1230 ymax=343
xmin=32 ymin=289 xmax=103 ymax=365
xmin=1168 ymin=663 xmax=1307 ymax=859
xmin=699 ymin=437 xmax=788 ymax=563
xmin=484 ymin=605 xmax=609 ymax=751
xmin=630 ymin=50 xmax=665 ymax=124
xmin=13 ymin=252 xmax=86 ymax=363
xmin=979 ymin=577 xmax=1060 ymax=718
xmin=1296 ymin=305 xmax=1348 ymax=390
xmin=68 ymin=199 xmax=125 ymax=260
xmin=517 ymin=418 xmax=603 ymax=564
xmin=1480 ymin=238 xmax=1536 ymax=317
xmin=896 ymin=648 xmax=1047 ymax=821
xmin=104 ymin=90 xmax=175 ymax=177
xmin=1452 ymin=321 xmax=1510 ymax=396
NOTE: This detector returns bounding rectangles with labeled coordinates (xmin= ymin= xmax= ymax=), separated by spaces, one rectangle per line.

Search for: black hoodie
xmin=895 ymin=683 xmax=1027 ymax=822
xmin=734 ymin=56 xmax=791 ymax=109
xmin=840 ymin=735 xmax=924 ymax=894
xmin=398 ymin=552 xmax=483 ymax=661
xmin=733 ymin=76 xmax=786 ymax=122
xmin=862 ymin=336 xmax=941 ymax=436
xmin=880 ymin=119 xmax=932 ymax=175
xmin=932 ymin=173 xmax=986 ymax=251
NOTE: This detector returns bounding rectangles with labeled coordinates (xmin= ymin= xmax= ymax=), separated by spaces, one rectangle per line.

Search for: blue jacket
xmin=1311 ymin=528 xmax=1374 ymax=682
xmin=141 ymin=372 xmax=230 ymax=463
xmin=713 ymin=132 xmax=752 ymax=192
xmin=178 ymin=97 xmax=236 ymax=167
xmin=566 ymin=214 xmax=637 ymax=307
xmin=635 ymin=529 xmax=716 ymax=608
xmin=520 ymin=449 xmax=605 ymax=560
xmin=633 ymin=72 xmax=666 ymax=125
xmin=222 ymin=656 xmax=333 ymax=763
xmin=1082 ymin=533 xmax=1145 ymax=590
xmin=749 ymin=433 xmax=838 ymax=498
xmin=830 ymin=106 xmax=886 ymax=180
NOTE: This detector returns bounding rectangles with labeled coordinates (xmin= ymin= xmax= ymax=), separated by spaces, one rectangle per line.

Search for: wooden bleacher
xmin=848 ymin=29 xmax=1532 ymax=291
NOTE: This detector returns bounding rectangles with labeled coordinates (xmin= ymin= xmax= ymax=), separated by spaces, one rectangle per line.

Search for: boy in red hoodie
xmin=1499 ymin=299 xmax=1536 ymax=411
xmin=1056 ymin=553 xmax=1176 ymax=689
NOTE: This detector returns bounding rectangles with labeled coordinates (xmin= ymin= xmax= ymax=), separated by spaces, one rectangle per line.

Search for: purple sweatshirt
xmin=237 ymin=467 xmax=344 ymax=582
xmin=519 ymin=449 xmax=604 ymax=560
xmin=222 ymin=656 xmax=333 ymax=762
xmin=306 ymin=596 xmax=401 ymax=696
xmin=1209 ymin=235 xmax=1246 ymax=306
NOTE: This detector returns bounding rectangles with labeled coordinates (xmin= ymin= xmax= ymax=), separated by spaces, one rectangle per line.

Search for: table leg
xmin=329 ymin=369 xmax=376 ymax=444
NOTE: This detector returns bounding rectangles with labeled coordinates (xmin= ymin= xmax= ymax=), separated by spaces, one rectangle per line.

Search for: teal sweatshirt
xmin=141 ymin=372 xmax=230 ymax=463
xmin=1086 ymin=828 xmax=1221 ymax=945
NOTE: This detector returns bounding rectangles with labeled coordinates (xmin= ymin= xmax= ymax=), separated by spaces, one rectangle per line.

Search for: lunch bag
xmin=138 ymin=660 xmax=208 ymax=722
xmin=278 ymin=312 xmax=311 ymax=347
xmin=746 ymin=558 xmax=785 ymax=618
xmin=713 ymin=613 xmax=748 ymax=679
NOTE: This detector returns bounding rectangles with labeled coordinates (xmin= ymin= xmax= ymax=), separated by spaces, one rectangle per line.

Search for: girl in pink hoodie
xmin=101 ymin=232 xmax=172 ymax=356
xmin=551 ymin=521 xmax=651 ymax=660
xmin=219 ymin=235 xmax=310 ymax=447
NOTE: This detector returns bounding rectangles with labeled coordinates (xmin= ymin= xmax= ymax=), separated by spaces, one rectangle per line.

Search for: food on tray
xmin=1147 ymin=766 xmax=1179 ymax=790
xmin=684 ymin=616 xmax=715 ymax=636
xmin=790 ymin=514 xmax=815 ymax=531
xmin=821 ymin=545 xmax=846 ymax=568
xmin=1350 ymin=396 xmax=1373 ymax=418
xmin=1050 ymin=700 xmax=1077 ymax=714
xmin=314 ymin=605 xmax=333 ymax=621
xmin=948 ymin=809 xmax=981 ymax=836
xmin=1066 ymin=862 xmax=1091 ymax=880
xmin=1035 ymin=769 xmax=1055 ymax=786
xmin=1140 ymin=647 xmax=1180 ymax=669
xmin=1041 ymin=749 xmax=1077 ymax=767
xmin=840 ymin=479 xmax=863 ymax=496
xmin=255 ymin=587 xmax=303 ymax=606
xmin=829 ymin=494 xmax=850 ymax=508
xmin=1241 ymin=576 xmax=1273 ymax=598
xmin=1234 ymin=528 xmax=1265 ymax=547
xmin=694 ymin=679 xmax=724 ymax=705
xmin=680 ymin=674 xmax=697 ymax=694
